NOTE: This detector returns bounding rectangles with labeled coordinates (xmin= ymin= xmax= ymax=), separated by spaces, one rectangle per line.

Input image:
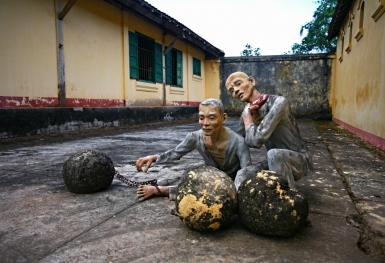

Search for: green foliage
xmin=240 ymin=44 xmax=261 ymax=56
xmin=291 ymin=0 xmax=338 ymax=54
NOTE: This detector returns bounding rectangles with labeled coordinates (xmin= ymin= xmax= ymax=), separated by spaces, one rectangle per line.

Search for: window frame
xmin=165 ymin=47 xmax=183 ymax=88
xmin=192 ymin=57 xmax=201 ymax=76
xmin=129 ymin=31 xmax=162 ymax=83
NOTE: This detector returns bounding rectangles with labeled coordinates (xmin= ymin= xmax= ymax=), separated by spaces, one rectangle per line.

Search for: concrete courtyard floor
xmin=0 ymin=118 xmax=384 ymax=263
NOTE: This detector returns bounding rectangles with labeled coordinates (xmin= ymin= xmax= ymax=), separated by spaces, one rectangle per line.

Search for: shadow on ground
xmin=0 ymin=118 xmax=384 ymax=262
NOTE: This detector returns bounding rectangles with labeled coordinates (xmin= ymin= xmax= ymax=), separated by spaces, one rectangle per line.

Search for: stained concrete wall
xmin=219 ymin=54 xmax=335 ymax=119
xmin=0 ymin=107 xmax=198 ymax=139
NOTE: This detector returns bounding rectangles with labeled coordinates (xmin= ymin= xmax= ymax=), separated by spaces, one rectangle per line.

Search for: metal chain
xmin=114 ymin=169 xmax=157 ymax=187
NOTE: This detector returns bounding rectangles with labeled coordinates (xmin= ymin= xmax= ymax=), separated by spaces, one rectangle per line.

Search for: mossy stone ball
xmin=237 ymin=170 xmax=309 ymax=237
xmin=62 ymin=150 xmax=115 ymax=194
xmin=175 ymin=166 xmax=237 ymax=231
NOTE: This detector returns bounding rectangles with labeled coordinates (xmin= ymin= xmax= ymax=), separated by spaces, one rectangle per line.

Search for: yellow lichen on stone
xmin=267 ymin=180 xmax=274 ymax=186
xmin=246 ymin=179 xmax=251 ymax=185
xmin=250 ymin=188 xmax=255 ymax=194
xmin=178 ymin=194 xmax=223 ymax=222
xmin=256 ymin=171 xmax=269 ymax=179
xmin=275 ymin=183 xmax=284 ymax=195
xmin=275 ymin=183 xmax=295 ymax=206
xmin=291 ymin=210 xmax=297 ymax=217
xmin=274 ymin=215 xmax=278 ymax=220
xmin=214 ymin=180 xmax=221 ymax=189
xmin=209 ymin=222 xmax=221 ymax=230
xmin=257 ymin=170 xmax=277 ymax=181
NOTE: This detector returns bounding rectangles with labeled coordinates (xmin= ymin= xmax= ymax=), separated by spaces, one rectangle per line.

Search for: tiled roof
xmin=104 ymin=0 xmax=225 ymax=58
xmin=327 ymin=0 xmax=354 ymax=39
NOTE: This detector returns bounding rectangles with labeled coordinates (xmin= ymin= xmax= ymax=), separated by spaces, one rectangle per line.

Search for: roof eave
xmin=104 ymin=0 xmax=225 ymax=59
xmin=327 ymin=0 xmax=354 ymax=40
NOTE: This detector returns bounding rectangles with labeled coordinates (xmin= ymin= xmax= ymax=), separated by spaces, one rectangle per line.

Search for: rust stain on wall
xmin=356 ymin=83 xmax=369 ymax=105
xmin=276 ymin=61 xmax=293 ymax=81
xmin=356 ymin=82 xmax=379 ymax=110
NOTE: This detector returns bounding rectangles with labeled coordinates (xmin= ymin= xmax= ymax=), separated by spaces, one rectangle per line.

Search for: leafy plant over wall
xmin=290 ymin=0 xmax=338 ymax=54
xmin=240 ymin=44 xmax=261 ymax=56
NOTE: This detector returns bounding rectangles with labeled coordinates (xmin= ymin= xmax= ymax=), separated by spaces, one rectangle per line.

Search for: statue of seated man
xmin=135 ymin=98 xmax=252 ymax=201
xmin=225 ymin=71 xmax=314 ymax=189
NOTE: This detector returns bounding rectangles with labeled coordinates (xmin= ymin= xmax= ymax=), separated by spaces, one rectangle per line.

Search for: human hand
xmin=135 ymin=155 xmax=158 ymax=172
xmin=242 ymin=103 xmax=254 ymax=130
xmin=249 ymin=102 xmax=260 ymax=113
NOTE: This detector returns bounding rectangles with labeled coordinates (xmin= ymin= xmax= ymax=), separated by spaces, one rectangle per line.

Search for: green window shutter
xmin=176 ymin=50 xmax=183 ymax=87
xmin=129 ymin=32 xmax=138 ymax=79
xmin=165 ymin=50 xmax=172 ymax=84
xmin=193 ymin=57 xmax=201 ymax=76
xmin=154 ymin=42 xmax=163 ymax=83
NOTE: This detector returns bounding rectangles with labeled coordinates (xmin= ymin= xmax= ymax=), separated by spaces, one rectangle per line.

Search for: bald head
xmin=225 ymin=72 xmax=257 ymax=102
xmin=225 ymin=72 xmax=250 ymax=89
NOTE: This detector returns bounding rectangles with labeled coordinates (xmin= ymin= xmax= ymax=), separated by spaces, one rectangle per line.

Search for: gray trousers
xmin=169 ymin=149 xmax=307 ymax=200
xmin=234 ymin=148 xmax=307 ymax=190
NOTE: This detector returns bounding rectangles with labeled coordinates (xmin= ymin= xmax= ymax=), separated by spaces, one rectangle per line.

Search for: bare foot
xmin=137 ymin=185 xmax=169 ymax=202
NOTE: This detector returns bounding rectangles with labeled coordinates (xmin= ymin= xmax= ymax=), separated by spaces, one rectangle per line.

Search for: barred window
xmin=129 ymin=32 xmax=162 ymax=83
xmin=138 ymin=35 xmax=154 ymax=81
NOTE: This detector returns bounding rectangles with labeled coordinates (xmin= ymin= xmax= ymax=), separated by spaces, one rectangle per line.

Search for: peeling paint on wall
xmin=0 ymin=96 xmax=58 ymax=107
xmin=0 ymin=96 xmax=125 ymax=108
xmin=172 ymin=101 xmax=201 ymax=106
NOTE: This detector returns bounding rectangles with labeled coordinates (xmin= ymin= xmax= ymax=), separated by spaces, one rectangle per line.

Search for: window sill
xmin=192 ymin=75 xmax=202 ymax=82
xmin=170 ymin=87 xmax=184 ymax=95
xmin=355 ymin=28 xmax=364 ymax=42
xmin=136 ymin=82 xmax=158 ymax=93
xmin=372 ymin=0 xmax=385 ymax=22
xmin=345 ymin=44 xmax=352 ymax=54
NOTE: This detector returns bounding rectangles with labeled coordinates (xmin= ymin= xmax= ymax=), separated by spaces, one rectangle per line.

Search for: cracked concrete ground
xmin=0 ymin=118 xmax=384 ymax=262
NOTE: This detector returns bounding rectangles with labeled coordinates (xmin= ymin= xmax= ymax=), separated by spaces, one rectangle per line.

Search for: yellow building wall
xmin=0 ymin=0 xmax=218 ymax=108
xmin=0 ymin=0 xmax=58 ymax=105
xmin=332 ymin=0 xmax=385 ymax=147
xmin=204 ymin=60 xmax=221 ymax=100
xmin=124 ymin=14 xmax=209 ymax=106
xmin=63 ymin=0 xmax=124 ymax=103
xmin=123 ymin=13 xmax=163 ymax=106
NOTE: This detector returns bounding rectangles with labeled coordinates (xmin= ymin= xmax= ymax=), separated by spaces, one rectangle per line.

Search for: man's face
xmin=225 ymin=73 xmax=255 ymax=102
xmin=198 ymin=105 xmax=224 ymax=136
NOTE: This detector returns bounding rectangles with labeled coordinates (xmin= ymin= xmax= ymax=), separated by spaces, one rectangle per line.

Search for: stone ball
xmin=237 ymin=170 xmax=309 ymax=237
xmin=62 ymin=150 xmax=115 ymax=194
xmin=175 ymin=166 xmax=237 ymax=231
